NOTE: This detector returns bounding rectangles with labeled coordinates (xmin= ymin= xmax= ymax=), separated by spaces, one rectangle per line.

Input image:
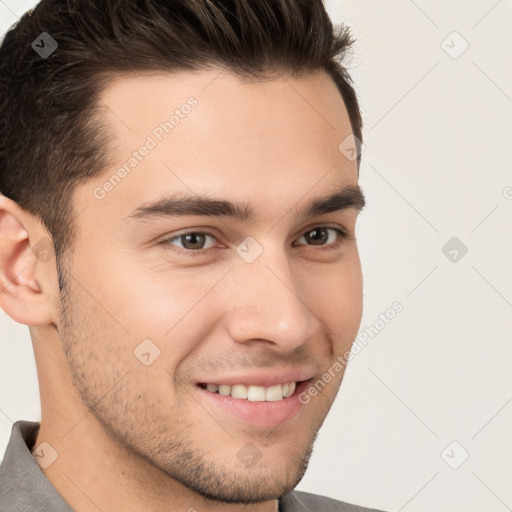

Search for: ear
xmin=0 ymin=194 xmax=58 ymax=326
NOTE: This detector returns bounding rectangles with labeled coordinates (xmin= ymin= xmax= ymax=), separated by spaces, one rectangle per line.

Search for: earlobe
xmin=0 ymin=195 xmax=57 ymax=326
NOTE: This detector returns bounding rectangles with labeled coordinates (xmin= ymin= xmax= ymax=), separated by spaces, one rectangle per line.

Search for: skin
xmin=0 ymin=68 xmax=364 ymax=512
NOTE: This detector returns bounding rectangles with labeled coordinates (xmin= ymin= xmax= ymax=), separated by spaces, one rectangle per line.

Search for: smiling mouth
xmin=197 ymin=379 xmax=312 ymax=402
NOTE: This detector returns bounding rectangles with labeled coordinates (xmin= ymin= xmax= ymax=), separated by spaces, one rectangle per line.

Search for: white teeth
xmin=248 ymin=385 xmax=266 ymax=401
xmin=202 ymin=382 xmax=297 ymax=401
xmin=265 ymin=384 xmax=283 ymax=401
xmin=218 ymin=384 xmax=231 ymax=396
xmin=284 ymin=381 xmax=295 ymax=398
xmin=231 ymin=384 xmax=248 ymax=399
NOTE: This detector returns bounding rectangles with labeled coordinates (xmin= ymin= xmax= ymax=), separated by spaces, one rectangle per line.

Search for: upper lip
xmin=196 ymin=368 xmax=315 ymax=388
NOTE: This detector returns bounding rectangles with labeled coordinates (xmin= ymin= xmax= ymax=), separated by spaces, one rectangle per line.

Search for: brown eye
xmin=295 ymin=227 xmax=347 ymax=248
xmin=163 ymin=232 xmax=217 ymax=252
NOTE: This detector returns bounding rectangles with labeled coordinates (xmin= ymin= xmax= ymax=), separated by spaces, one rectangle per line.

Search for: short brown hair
xmin=0 ymin=0 xmax=363 ymax=267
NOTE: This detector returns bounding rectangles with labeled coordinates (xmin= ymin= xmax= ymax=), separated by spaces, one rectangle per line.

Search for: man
xmin=0 ymin=1 xmax=386 ymax=510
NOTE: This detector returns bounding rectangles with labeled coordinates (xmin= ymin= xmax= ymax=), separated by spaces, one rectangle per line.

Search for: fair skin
xmin=0 ymin=68 xmax=364 ymax=512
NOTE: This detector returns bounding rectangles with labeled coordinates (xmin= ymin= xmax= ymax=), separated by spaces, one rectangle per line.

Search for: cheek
xmin=87 ymin=252 xmax=207 ymax=336
xmin=312 ymin=258 xmax=363 ymax=340
xmin=98 ymin=262 xmax=228 ymax=375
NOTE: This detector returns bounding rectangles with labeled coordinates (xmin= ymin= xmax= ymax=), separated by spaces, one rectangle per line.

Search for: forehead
xmin=97 ymin=67 xmax=354 ymax=160
xmin=75 ymin=69 xmax=358 ymax=230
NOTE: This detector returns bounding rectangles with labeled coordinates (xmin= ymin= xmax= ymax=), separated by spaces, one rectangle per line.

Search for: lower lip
xmin=194 ymin=380 xmax=312 ymax=429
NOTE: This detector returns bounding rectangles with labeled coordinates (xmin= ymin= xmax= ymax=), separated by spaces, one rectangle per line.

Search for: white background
xmin=1 ymin=1 xmax=511 ymax=511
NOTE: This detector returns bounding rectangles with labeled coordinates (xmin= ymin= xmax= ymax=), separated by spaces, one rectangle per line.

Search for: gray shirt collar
xmin=0 ymin=420 xmax=73 ymax=511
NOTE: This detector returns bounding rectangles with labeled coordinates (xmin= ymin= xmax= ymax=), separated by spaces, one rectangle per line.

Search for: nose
xmin=223 ymin=244 xmax=319 ymax=352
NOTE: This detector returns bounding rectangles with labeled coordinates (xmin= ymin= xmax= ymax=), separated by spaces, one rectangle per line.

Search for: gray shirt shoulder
xmin=280 ymin=489 xmax=388 ymax=512
xmin=0 ymin=420 xmax=73 ymax=511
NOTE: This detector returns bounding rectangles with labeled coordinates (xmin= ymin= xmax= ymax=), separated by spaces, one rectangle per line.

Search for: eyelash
xmin=160 ymin=226 xmax=349 ymax=257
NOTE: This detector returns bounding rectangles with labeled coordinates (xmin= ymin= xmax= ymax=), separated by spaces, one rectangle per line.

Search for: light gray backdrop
xmin=1 ymin=1 xmax=511 ymax=511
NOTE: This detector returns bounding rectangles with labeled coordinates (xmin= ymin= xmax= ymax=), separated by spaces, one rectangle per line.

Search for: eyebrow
xmin=124 ymin=184 xmax=366 ymax=224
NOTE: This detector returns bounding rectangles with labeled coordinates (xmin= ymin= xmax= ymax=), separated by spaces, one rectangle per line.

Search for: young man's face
xmin=40 ymin=69 xmax=364 ymax=503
